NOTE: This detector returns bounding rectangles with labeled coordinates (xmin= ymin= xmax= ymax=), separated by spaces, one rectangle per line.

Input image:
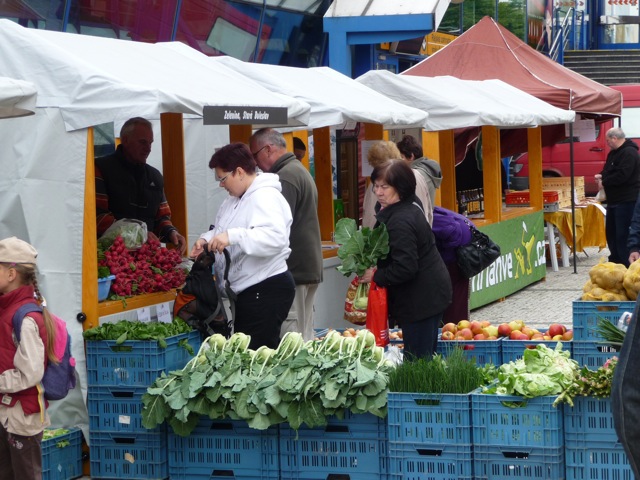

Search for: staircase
xmin=563 ymin=50 xmax=640 ymax=85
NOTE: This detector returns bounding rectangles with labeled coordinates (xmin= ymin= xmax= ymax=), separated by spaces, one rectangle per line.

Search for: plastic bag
xmin=98 ymin=219 xmax=148 ymax=250
xmin=343 ymin=277 xmax=367 ymax=326
xmin=366 ymin=280 xmax=389 ymax=347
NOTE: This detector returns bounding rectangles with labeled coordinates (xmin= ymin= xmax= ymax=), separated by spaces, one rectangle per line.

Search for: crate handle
xmin=325 ymin=425 xmax=349 ymax=433
xmin=326 ymin=475 xmax=350 ymax=480
xmin=416 ymin=448 xmax=444 ymax=457
xmin=112 ymin=437 xmax=136 ymax=444
xmin=210 ymin=470 xmax=234 ymax=477
xmin=502 ymin=451 xmax=531 ymax=459
xmin=111 ymin=390 xmax=135 ymax=399
xmin=109 ymin=345 xmax=133 ymax=352
xmin=415 ymin=398 xmax=441 ymax=407
xmin=499 ymin=400 xmax=529 ymax=408
xmin=209 ymin=422 xmax=234 ymax=431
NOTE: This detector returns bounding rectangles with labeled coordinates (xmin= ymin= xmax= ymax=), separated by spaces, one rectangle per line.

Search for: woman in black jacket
xmin=360 ymin=160 xmax=452 ymax=359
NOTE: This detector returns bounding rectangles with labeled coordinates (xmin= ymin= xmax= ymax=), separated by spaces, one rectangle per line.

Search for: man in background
xmin=599 ymin=127 xmax=640 ymax=266
xmin=250 ymin=128 xmax=322 ymax=341
xmin=95 ymin=117 xmax=186 ymax=253
xmin=293 ymin=137 xmax=307 ymax=161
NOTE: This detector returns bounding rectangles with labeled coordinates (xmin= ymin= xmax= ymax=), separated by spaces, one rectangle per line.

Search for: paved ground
xmin=470 ymin=246 xmax=610 ymax=331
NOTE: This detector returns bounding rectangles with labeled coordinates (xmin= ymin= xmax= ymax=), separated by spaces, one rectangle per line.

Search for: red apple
xmin=457 ymin=328 xmax=473 ymax=340
xmin=442 ymin=323 xmax=457 ymax=335
xmin=473 ymin=333 xmax=487 ymax=340
xmin=441 ymin=331 xmax=455 ymax=340
xmin=547 ymin=324 xmax=566 ymax=338
xmin=470 ymin=321 xmax=485 ymax=335
xmin=562 ymin=330 xmax=574 ymax=341
xmin=498 ymin=323 xmax=512 ymax=337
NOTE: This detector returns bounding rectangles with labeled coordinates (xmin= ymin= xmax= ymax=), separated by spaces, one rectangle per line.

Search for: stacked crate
xmin=386 ymin=392 xmax=473 ymax=480
xmin=471 ymin=391 xmax=565 ymax=479
xmin=543 ymin=176 xmax=586 ymax=206
xmin=42 ymin=428 xmax=83 ymax=480
xmin=571 ymin=300 xmax=631 ymax=368
xmin=85 ymin=330 xmax=200 ymax=480
xmin=564 ymin=396 xmax=633 ymax=480
xmin=279 ymin=411 xmax=388 ymax=480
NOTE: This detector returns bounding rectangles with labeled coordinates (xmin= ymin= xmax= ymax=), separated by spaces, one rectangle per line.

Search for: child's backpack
xmin=13 ymin=303 xmax=77 ymax=401
xmin=174 ymin=247 xmax=234 ymax=339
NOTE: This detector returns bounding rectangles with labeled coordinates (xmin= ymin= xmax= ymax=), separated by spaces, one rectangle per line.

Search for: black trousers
xmin=234 ymin=271 xmax=295 ymax=350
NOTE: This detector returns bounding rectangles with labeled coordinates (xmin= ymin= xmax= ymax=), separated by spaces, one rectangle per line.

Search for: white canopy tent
xmin=356 ymin=69 xmax=576 ymax=129
xmin=0 ymin=77 xmax=37 ymax=119
xmin=207 ymin=55 xmax=430 ymax=130
xmin=0 ymin=19 xmax=312 ymax=437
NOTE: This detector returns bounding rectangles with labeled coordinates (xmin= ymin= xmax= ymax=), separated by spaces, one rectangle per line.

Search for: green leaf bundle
xmin=334 ymin=218 xmax=389 ymax=277
xmin=142 ymin=330 xmax=394 ymax=436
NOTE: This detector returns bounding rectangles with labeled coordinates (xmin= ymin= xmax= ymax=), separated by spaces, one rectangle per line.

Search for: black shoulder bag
xmin=456 ymin=219 xmax=501 ymax=278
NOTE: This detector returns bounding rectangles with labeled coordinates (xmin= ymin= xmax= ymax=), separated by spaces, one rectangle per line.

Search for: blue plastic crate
xmin=388 ymin=442 xmax=473 ymax=480
xmin=387 ymin=392 xmax=472 ymax=445
xmin=572 ymin=300 xmax=635 ymax=342
xmin=279 ymin=411 xmax=388 ymax=480
xmin=572 ymin=341 xmax=620 ymax=369
xmin=564 ymin=396 xmax=619 ymax=443
xmin=501 ymin=339 xmax=572 ymax=363
xmin=471 ymin=392 xmax=564 ymax=448
xmin=42 ymin=428 xmax=83 ymax=480
xmin=437 ymin=338 xmax=501 ymax=365
xmin=89 ymin=431 xmax=167 ymax=480
xmin=565 ymin=441 xmax=632 ymax=480
xmin=88 ymin=385 xmax=162 ymax=433
xmin=86 ymin=330 xmax=200 ymax=387
xmin=168 ymin=417 xmax=278 ymax=479
xmin=473 ymin=445 xmax=564 ymax=479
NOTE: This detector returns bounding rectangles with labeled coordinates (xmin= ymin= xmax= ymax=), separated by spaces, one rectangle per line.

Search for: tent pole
xmin=570 ymin=123 xmax=577 ymax=273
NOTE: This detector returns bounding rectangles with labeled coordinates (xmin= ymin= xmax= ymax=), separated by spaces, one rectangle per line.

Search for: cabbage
xmin=486 ymin=343 xmax=579 ymax=398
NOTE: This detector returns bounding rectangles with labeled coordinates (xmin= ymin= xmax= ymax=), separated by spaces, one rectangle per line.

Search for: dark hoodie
xmin=601 ymin=139 xmax=640 ymax=205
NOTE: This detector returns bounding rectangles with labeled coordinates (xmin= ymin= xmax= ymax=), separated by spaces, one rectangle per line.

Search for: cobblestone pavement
xmin=470 ymin=246 xmax=611 ymax=331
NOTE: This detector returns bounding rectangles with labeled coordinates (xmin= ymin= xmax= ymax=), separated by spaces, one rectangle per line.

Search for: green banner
xmin=470 ymin=211 xmax=546 ymax=309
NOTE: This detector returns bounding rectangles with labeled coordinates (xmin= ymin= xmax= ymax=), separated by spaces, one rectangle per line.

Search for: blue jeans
xmin=606 ymin=201 xmax=636 ymax=266
xmin=401 ymin=313 xmax=443 ymax=360
xmin=612 ymin=295 xmax=640 ymax=478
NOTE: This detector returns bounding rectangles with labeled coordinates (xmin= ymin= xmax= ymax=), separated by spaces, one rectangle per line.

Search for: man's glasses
xmin=251 ymin=144 xmax=269 ymax=158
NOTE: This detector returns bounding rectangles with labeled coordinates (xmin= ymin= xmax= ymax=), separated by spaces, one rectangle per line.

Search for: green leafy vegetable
xmin=142 ymin=329 xmax=394 ymax=435
xmin=483 ymin=343 xmax=579 ymax=398
xmin=554 ymin=356 xmax=618 ymax=407
xmin=334 ymin=218 xmax=389 ymax=277
xmin=83 ymin=318 xmax=194 ymax=353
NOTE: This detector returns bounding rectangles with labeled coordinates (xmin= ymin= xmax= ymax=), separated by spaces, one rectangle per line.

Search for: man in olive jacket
xmin=250 ymin=129 xmax=323 ymax=341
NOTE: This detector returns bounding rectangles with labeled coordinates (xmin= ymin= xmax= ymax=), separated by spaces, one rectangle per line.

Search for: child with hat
xmin=0 ymin=236 xmax=58 ymax=479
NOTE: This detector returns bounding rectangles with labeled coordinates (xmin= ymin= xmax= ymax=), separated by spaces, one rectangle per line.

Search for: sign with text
xmin=203 ymin=106 xmax=287 ymax=125
xmin=470 ymin=211 xmax=546 ymax=309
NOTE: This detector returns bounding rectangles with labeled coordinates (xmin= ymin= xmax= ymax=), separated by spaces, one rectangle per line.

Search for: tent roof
xmin=404 ymin=16 xmax=622 ymax=118
xmin=0 ymin=77 xmax=36 ymax=119
xmin=356 ymin=70 xmax=575 ymax=131
xmin=0 ymin=20 xmax=310 ymax=131
xmin=205 ymin=55 xmax=430 ymax=130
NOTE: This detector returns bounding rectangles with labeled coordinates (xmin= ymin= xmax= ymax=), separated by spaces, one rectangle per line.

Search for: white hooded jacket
xmin=201 ymin=172 xmax=292 ymax=294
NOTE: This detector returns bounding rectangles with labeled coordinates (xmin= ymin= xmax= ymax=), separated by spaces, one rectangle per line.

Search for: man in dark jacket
xmin=249 ymin=128 xmax=323 ymax=341
xmin=95 ymin=117 xmax=186 ymax=253
xmin=600 ymin=127 xmax=640 ymax=266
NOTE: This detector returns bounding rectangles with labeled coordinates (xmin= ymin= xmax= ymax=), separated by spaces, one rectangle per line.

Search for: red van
xmin=511 ymin=84 xmax=640 ymax=196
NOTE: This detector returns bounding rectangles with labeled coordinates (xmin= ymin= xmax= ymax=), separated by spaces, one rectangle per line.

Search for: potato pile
xmin=582 ymin=258 xmax=640 ymax=301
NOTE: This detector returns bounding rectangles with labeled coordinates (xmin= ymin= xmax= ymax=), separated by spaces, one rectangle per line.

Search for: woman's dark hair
xmin=371 ymin=159 xmax=416 ymax=201
xmin=209 ymin=142 xmax=256 ymax=173
xmin=396 ymin=134 xmax=423 ymax=160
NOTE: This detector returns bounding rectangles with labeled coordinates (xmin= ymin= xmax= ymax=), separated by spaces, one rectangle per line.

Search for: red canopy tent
xmin=404 ymin=16 xmax=621 ymax=118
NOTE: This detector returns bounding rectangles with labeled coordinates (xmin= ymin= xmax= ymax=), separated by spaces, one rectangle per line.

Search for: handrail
xmin=549 ymin=8 xmax=575 ymax=62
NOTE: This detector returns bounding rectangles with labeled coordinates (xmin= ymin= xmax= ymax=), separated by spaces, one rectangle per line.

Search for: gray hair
xmin=607 ymin=127 xmax=626 ymax=139
xmin=120 ymin=117 xmax=152 ymax=138
xmin=251 ymin=128 xmax=287 ymax=148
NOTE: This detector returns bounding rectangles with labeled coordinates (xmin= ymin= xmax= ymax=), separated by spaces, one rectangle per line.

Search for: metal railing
xmin=548 ymin=8 xmax=587 ymax=64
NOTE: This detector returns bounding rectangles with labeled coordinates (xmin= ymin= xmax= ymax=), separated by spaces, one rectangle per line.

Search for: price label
xmin=136 ymin=307 xmax=151 ymax=323
xmin=157 ymin=302 xmax=172 ymax=324
xmin=119 ymin=415 xmax=131 ymax=425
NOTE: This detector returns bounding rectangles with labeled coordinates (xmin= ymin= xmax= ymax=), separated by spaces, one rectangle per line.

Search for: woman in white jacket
xmin=190 ymin=143 xmax=295 ymax=349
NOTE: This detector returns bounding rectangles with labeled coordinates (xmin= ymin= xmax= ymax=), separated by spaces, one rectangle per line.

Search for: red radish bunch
xmin=99 ymin=235 xmax=186 ymax=297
